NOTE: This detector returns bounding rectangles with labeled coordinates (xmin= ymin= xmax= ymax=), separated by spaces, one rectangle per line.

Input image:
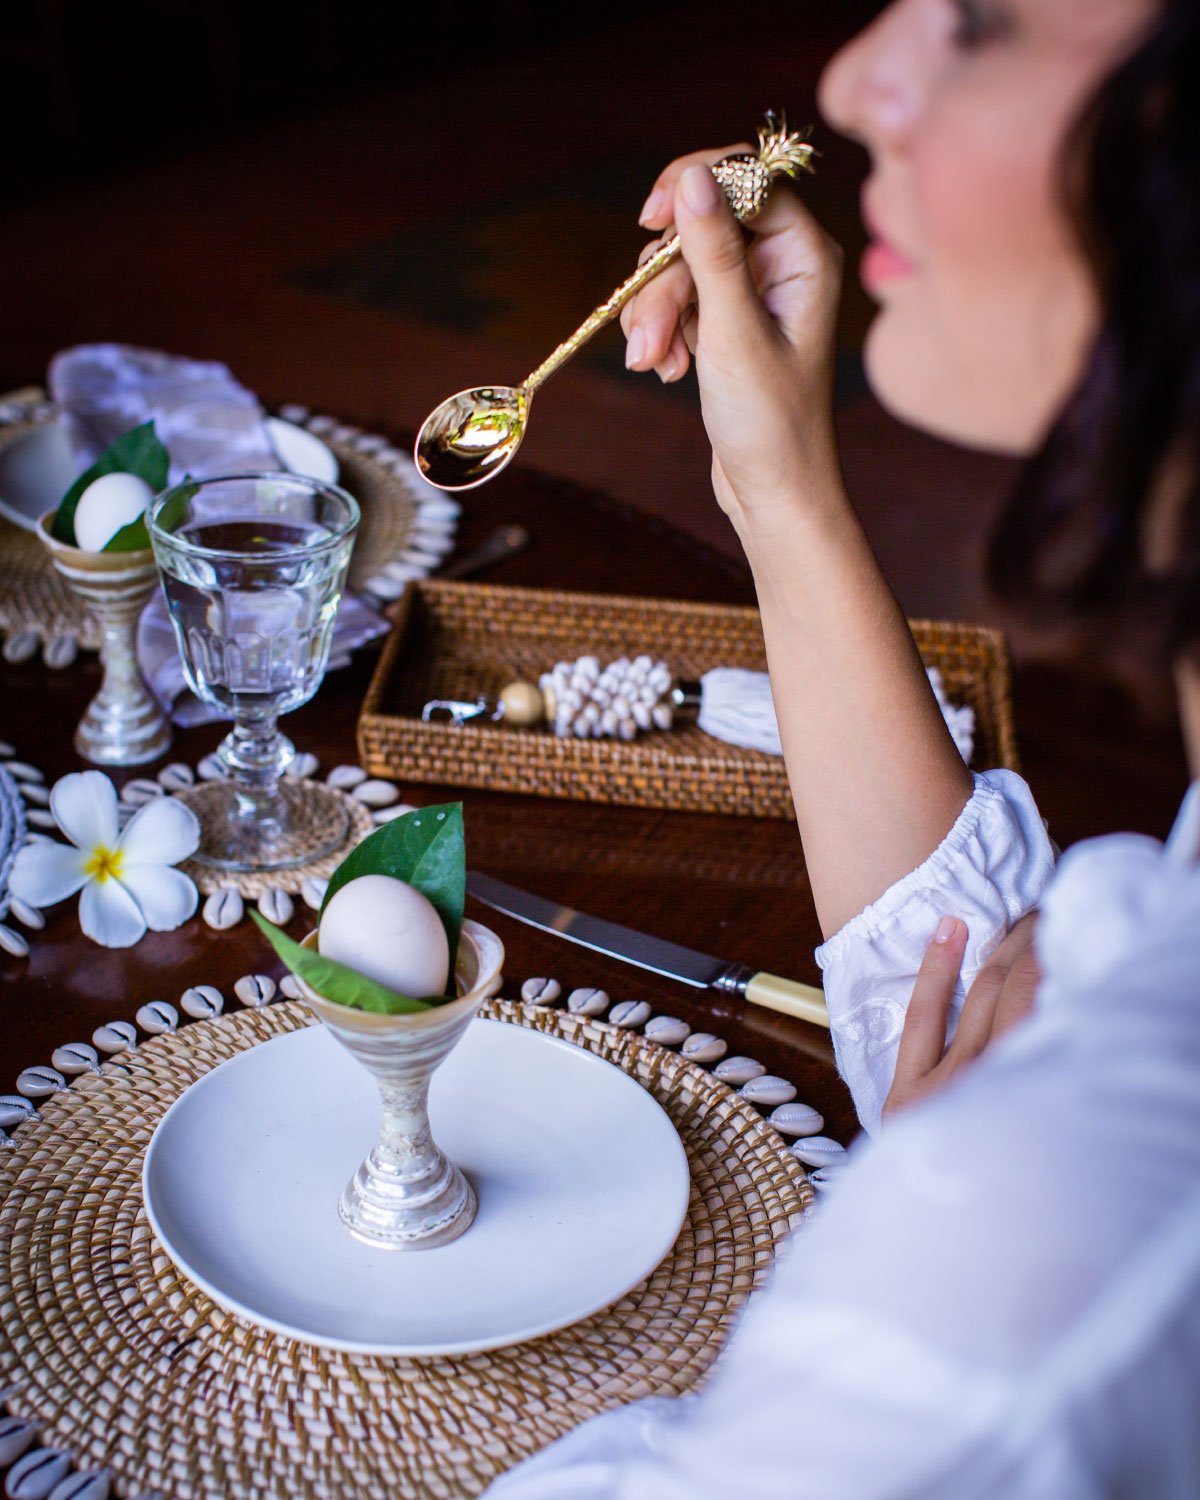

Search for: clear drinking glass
xmin=148 ymin=472 xmax=360 ymax=871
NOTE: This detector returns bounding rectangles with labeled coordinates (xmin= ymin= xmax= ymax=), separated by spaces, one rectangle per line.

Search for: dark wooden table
xmin=0 ymin=449 xmax=858 ymax=1146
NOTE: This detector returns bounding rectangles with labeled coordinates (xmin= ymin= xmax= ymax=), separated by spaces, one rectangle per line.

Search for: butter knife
xmin=466 ymin=872 xmax=829 ymax=1029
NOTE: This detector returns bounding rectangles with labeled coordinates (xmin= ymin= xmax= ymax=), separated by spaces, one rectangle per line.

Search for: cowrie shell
xmin=120 ymin=777 xmax=164 ymax=807
xmin=257 ymin=887 xmax=294 ymax=926
xmin=279 ymin=974 xmax=305 ymax=1001
xmin=203 ymin=888 xmax=244 ymax=930
xmin=92 ymin=1020 xmax=138 ymax=1053
xmin=520 ymin=977 xmax=561 ymax=1005
xmin=372 ymin=802 xmax=418 ymax=824
xmin=8 ymin=897 xmax=44 ymax=930
xmin=286 ymin=752 xmax=320 ymax=780
xmin=0 ymin=924 xmax=29 ymax=957
xmin=0 ymin=1095 xmax=38 ymax=1129
xmin=26 ymin=810 xmax=56 ymax=830
xmin=197 ymin=754 xmax=226 ymax=781
xmin=789 ymin=1135 xmax=848 ymax=1169
xmin=136 ymin=1001 xmax=178 ymax=1035
xmin=644 ymin=1015 xmax=690 ymax=1046
xmin=43 ymin=633 xmax=78 ymax=669
xmin=608 ymin=1000 xmax=651 ymax=1029
xmin=352 ymin=779 xmax=399 ymax=808
xmin=808 ymin=1165 xmax=848 ymax=1190
xmin=714 ymin=1056 xmax=766 ymax=1086
xmin=327 ymin=765 xmax=367 ymax=790
xmin=181 ymin=985 xmax=224 ymax=1019
xmin=157 ymin=762 xmax=195 ymax=791
xmin=50 ymin=1043 xmax=99 ymax=1076
xmin=301 ymin=876 xmax=328 ymax=911
xmin=6 ymin=1447 xmax=71 ymax=1498
xmin=2 ymin=629 xmax=39 ymax=663
xmin=49 ymin=1471 xmax=114 ymax=1500
xmin=681 ymin=1033 xmax=727 ymax=1064
xmin=740 ymin=1075 xmax=797 ymax=1107
xmin=566 ymin=987 xmax=609 ymax=1017
xmin=17 ymin=1066 xmax=66 ymax=1099
xmin=4 ymin=761 xmax=42 ymax=782
xmin=768 ymin=1101 xmax=825 ymax=1138
xmin=18 ymin=782 xmax=50 ymax=806
xmin=0 ymin=1415 xmax=37 ymax=1466
xmin=234 ymin=974 xmax=276 ymax=1007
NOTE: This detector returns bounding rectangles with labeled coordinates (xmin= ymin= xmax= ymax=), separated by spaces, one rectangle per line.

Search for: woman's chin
xmin=863 ymin=319 xmax=1041 ymax=458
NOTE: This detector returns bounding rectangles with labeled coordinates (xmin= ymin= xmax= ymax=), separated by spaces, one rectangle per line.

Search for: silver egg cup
xmin=37 ymin=513 xmax=172 ymax=766
xmin=297 ymin=919 xmax=505 ymax=1251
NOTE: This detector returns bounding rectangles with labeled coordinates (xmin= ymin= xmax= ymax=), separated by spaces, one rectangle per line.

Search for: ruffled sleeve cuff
xmin=815 ymin=769 xmax=1056 ymax=1136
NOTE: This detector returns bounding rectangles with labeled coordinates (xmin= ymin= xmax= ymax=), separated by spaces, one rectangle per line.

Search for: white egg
xmin=318 ymin=874 xmax=450 ymax=999
xmin=73 ymin=471 xmax=155 ymax=552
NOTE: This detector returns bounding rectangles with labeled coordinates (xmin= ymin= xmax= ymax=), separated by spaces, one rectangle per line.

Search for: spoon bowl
xmin=415 ymin=385 xmax=529 ymax=492
xmin=414 ymin=115 xmax=815 ymax=493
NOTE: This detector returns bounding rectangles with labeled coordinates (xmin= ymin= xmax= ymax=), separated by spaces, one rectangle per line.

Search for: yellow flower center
xmin=84 ymin=845 xmax=124 ymax=884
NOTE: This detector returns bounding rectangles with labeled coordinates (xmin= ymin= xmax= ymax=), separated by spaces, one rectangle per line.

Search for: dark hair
xmin=988 ymin=0 xmax=1200 ymax=655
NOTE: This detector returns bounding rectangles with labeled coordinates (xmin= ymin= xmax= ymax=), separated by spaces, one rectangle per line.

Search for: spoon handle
xmin=522 ymin=233 xmax=682 ymax=395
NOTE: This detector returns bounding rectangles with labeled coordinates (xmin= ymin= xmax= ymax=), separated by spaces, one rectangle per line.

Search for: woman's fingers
xmin=622 ymin=257 xmax=696 ymax=371
xmin=988 ymin=914 xmax=1040 ymax=1041
xmin=655 ymin=327 xmax=691 ymax=383
xmin=673 ymin=165 xmax=774 ymax=358
xmin=638 ymin=145 xmax=752 ymax=230
xmin=885 ymin=917 xmax=968 ymax=1115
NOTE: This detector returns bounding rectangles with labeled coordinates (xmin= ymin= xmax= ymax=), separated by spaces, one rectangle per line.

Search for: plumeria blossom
xmin=9 ymin=771 xmax=200 ymax=948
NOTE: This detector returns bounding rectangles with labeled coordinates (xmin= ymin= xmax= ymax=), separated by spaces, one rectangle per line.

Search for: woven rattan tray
xmin=358 ymin=580 xmax=1018 ymax=818
xmin=0 ymin=999 xmax=811 ymax=1499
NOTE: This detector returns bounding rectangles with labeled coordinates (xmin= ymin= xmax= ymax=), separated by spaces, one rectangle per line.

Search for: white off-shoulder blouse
xmin=485 ymin=772 xmax=1200 ymax=1500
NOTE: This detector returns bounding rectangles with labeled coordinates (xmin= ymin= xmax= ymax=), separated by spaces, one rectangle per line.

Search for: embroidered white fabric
xmin=485 ymin=778 xmax=1200 ymax=1500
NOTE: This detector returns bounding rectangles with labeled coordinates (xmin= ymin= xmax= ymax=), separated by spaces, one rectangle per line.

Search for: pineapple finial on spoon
xmin=414 ymin=113 xmax=816 ymax=493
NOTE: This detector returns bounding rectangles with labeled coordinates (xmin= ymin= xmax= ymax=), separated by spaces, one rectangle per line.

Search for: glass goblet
xmin=148 ymin=472 xmax=360 ymax=872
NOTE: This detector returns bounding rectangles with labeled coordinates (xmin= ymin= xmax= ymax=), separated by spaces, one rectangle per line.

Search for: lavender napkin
xmin=49 ymin=343 xmax=280 ymax=484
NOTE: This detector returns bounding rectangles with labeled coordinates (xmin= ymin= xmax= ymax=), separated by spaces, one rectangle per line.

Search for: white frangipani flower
xmin=9 ymin=770 xmax=200 ymax=948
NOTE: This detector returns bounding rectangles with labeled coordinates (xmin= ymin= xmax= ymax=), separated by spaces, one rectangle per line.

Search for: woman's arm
xmin=625 ymin=158 xmax=972 ymax=937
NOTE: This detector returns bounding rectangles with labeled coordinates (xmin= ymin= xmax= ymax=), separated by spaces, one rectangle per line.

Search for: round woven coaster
xmin=0 ymin=390 xmax=444 ymax=656
xmin=174 ymin=782 xmax=375 ymax=896
xmin=0 ymin=1000 xmax=812 ymax=1500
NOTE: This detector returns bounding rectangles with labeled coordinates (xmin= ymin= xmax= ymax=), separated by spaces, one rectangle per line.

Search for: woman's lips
xmin=861 ymin=238 xmax=916 ymax=291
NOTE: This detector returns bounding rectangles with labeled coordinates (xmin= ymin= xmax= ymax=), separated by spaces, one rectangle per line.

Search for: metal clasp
xmin=421 ymin=696 xmax=502 ymax=727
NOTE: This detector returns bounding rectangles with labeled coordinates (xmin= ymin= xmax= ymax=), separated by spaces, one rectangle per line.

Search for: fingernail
xmin=638 ymin=187 xmax=666 ymax=225
xmin=680 ymin=164 xmax=721 ymax=216
xmin=934 ymin=916 xmax=959 ymax=944
xmin=625 ymin=327 xmax=646 ymax=370
xmin=657 ymin=359 xmax=677 ymax=384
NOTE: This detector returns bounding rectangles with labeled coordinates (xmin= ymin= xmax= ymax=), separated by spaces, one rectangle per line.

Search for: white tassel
xmin=697 ymin=666 xmax=975 ymax=765
xmin=697 ymin=669 xmax=785 ymax=755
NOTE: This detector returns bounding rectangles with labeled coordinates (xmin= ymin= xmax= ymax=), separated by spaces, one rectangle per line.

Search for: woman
xmin=489 ymin=1 xmax=1199 ymax=1495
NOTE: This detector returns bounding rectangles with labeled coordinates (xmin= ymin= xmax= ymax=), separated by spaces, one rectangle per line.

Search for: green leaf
xmin=320 ymin=802 xmax=465 ymax=997
xmin=102 ymin=513 xmax=151 ymax=552
xmin=105 ymin=477 xmax=197 ymax=551
xmin=52 ymin=421 xmax=171 ymax=545
xmin=251 ymin=911 xmax=432 ymax=1015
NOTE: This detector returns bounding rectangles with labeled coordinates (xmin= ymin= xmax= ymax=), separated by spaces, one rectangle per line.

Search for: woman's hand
xmin=621 ymin=151 xmax=843 ymax=537
xmin=884 ymin=914 xmax=1041 ymax=1119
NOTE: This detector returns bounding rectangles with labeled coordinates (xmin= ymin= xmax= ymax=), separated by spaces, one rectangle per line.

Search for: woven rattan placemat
xmin=0 ymin=999 xmax=812 ymax=1499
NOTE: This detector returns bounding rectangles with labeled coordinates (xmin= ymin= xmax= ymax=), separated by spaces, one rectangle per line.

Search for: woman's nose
xmin=818 ymin=0 xmax=935 ymax=151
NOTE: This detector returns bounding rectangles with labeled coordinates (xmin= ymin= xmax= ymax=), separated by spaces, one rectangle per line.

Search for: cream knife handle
xmin=744 ymin=972 xmax=829 ymax=1030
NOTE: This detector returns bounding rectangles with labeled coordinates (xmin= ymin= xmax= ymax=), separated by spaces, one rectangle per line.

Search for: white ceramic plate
xmin=0 ymin=416 xmax=337 ymax=533
xmin=143 ymin=1019 xmax=691 ymax=1356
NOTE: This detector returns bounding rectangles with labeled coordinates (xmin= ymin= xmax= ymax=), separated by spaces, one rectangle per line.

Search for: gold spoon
xmin=414 ymin=114 xmax=815 ymax=492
